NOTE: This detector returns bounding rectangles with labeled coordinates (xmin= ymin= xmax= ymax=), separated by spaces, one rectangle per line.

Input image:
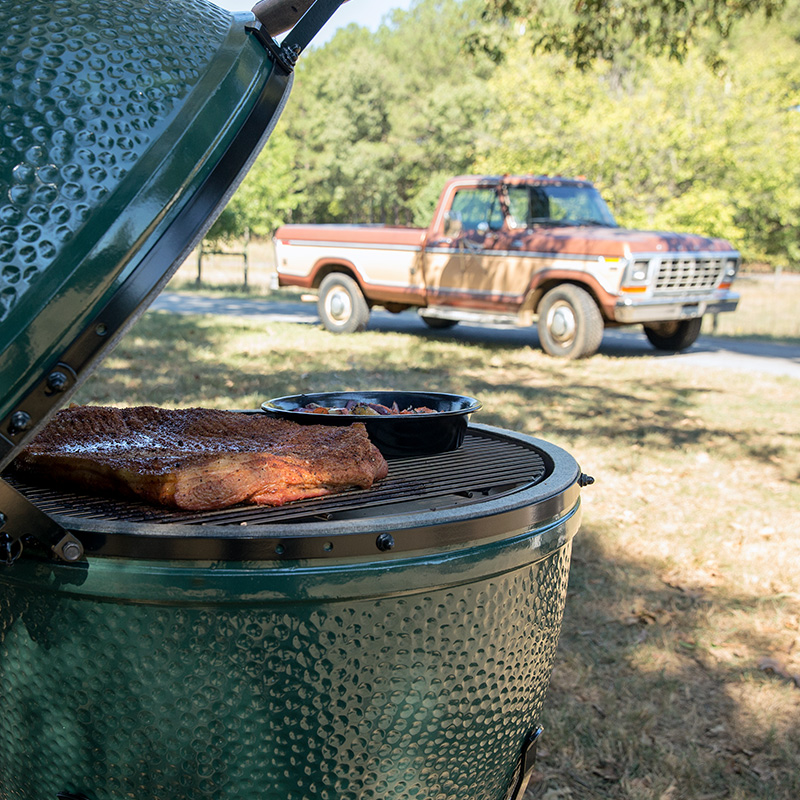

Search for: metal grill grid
xmin=653 ymin=256 xmax=725 ymax=293
xmin=6 ymin=427 xmax=548 ymax=528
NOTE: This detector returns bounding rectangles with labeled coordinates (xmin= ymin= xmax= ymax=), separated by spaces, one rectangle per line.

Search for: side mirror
xmin=443 ymin=211 xmax=463 ymax=238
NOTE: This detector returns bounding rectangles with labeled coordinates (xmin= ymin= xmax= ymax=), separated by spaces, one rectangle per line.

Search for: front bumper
xmin=613 ymin=291 xmax=740 ymax=324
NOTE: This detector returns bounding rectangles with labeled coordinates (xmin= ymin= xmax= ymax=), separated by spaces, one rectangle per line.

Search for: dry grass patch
xmin=75 ymin=311 xmax=800 ymax=800
xmin=704 ymin=273 xmax=800 ymax=342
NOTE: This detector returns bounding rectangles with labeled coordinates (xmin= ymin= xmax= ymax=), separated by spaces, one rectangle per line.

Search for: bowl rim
xmin=261 ymin=390 xmax=481 ymax=420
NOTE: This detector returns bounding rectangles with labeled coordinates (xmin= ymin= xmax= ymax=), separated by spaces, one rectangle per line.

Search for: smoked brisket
xmin=12 ymin=406 xmax=389 ymax=510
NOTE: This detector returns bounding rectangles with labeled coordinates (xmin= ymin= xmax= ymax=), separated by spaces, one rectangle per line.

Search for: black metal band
xmin=509 ymin=727 xmax=544 ymax=800
xmin=282 ymin=0 xmax=346 ymax=54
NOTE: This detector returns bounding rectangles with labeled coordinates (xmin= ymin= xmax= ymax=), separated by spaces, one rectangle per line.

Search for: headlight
xmin=621 ymin=259 xmax=651 ymax=292
xmin=719 ymin=258 xmax=739 ymax=289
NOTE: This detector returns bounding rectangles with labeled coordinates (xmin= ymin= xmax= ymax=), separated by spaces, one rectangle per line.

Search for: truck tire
xmin=318 ymin=273 xmax=370 ymax=333
xmin=537 ymin=284 xmax=604 ymax=359
xmin=643 ymin=318 xmax=702 ymax=351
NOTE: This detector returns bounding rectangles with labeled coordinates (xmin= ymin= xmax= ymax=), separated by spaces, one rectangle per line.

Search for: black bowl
xmin=261 ymin=391 xmax=481 ymax=457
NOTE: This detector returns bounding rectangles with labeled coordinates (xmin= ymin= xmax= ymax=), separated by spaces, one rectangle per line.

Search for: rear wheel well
xmin=312 ymin=263 xmax=360 ymax=291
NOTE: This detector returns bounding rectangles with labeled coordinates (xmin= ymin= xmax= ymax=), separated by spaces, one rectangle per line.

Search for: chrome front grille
xmin=651 ymin=256 xmax=725 ymax=294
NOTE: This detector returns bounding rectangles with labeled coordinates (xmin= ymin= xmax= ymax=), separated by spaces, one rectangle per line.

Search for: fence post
xmin=197 ymin=241 xmax=205 ymax=285
xmin=243 ymin=228 xmax=250 ymax=290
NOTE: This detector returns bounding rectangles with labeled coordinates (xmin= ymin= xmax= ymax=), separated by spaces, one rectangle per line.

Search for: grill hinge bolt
xmin=59 ymin=539 xmax=84 ymax=562
xmin=376 ymin=533 xmax=395 ymax=552
xmin=8 ymin=411 xmax=31 ymax=435
xmin=46 ymin=371 xmax=69 ymax=394
xmin=579 ymin=473 xmax=595 ymax=487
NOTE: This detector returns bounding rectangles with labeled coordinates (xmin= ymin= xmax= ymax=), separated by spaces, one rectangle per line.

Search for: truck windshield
xmin=507 ymin=185 xmax=618 ymax=228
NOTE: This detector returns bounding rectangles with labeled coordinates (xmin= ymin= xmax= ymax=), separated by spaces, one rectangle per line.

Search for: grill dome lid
xmin=0 ymin=0 xmax=340 ymax=468
xmin=0 ymin=0 xmax=342 ymax=562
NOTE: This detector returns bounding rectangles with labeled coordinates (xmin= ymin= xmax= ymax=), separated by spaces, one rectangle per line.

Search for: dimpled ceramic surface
xmin=0 ymin=528 xmax=574 ymax=800
xmin=0 ymin=0 xmax=286 ymax=433
xmin=0 ymin=0 xmax=232 ymax=321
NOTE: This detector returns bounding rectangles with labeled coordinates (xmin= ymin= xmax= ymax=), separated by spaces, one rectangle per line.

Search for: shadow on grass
xmin=526 ymin=524 xmax=800 ymax=800
xmin=368 ymin=311 xmax=800 ymax=362
xmin=81 ymin=314 xmax=795 ymax=477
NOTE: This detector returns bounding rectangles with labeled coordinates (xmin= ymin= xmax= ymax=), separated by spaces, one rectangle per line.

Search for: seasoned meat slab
xmin=12 ymin=406 xmax=389 ymax=510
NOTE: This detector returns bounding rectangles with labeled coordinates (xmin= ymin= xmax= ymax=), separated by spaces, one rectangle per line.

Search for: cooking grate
xmin=5 ymin=427 xmax=548 ymax=529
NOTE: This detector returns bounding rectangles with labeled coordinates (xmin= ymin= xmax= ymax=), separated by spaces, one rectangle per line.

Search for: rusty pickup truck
xmin=272 ymin=175 xmax=740 ymax=358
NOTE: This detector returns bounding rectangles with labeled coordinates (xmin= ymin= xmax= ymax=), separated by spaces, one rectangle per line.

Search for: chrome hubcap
xmin=326 ymin=288 xmax=352 ymax=323
xmin=548 ymin=302 xmax=576 ymax=345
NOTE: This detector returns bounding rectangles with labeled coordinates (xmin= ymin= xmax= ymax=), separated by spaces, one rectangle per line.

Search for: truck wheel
xmin=422 ymin=317 xmax=458 ymax=330
xmin=643 ymin=318 xmax=702 ymax=351
xmin=318 ymin=273 xmax=370 ymax=333
xmin=537 ymin=285 xmax=604 ymax=359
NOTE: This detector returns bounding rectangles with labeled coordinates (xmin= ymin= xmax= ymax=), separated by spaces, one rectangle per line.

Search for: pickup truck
xmin=272 ymin=175 xmax=741 ymax=358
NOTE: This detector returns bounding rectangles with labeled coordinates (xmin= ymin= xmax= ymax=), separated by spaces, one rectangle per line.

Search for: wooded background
xmin=209 ymin=0 xmax=800 ymax=269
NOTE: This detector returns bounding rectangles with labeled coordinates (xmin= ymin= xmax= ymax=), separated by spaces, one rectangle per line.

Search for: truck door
xmin=425 ymin=186 xmax=531 ymax=311
xmin=424 ymin=187 xmax=501 ymax=305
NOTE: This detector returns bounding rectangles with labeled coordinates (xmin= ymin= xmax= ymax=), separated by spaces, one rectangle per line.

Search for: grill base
xmin=0 ymin=523 xmax=575 ymax=800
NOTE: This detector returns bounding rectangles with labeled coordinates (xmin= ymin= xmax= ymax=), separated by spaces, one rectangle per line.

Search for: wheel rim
xmin=547 ymin=301 xmax=577 ymax=346
xmin=325 ymin=286 xmax=352 ymax=324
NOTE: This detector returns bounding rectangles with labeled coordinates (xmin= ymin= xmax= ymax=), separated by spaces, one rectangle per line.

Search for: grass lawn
xmin=72 ymin=309 xmax=800 ymax=800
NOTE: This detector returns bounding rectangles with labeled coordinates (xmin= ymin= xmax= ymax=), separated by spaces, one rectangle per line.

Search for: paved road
xmin=149 ymin=292 xmax=800 ymax=381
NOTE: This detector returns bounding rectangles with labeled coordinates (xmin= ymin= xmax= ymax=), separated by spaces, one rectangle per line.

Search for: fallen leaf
xmin=758 ymin=656 xmax=800 ymax=688
xmin=659 ymin=783 xmax=678 ymax=800
xmin=592 ymin=760 xmax=622 ymax=782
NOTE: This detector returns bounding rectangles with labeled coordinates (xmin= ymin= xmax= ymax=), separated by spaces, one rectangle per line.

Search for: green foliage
xmin=270 ymin=0 xmax=492 ymax=225
xmin=472 ymin=10 xmax=800 ymax=263
xmin=209 ymin=0 xmax=800 ymax=267
xmin=475 ymin=0 xmax=786 ymax=69
xmin=206 ymin=123 xmax=300 ymax=242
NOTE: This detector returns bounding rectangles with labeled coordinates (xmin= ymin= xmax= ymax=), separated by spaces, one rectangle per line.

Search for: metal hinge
xmin=245 ymin=21 xmax=301 ymax=74
xmin=0 ymin=363 xmax=78 ymax=467
xmin=0 ymin=479 xmax=84 ymax=565
xmin=247 ymin=0 xmax=346 ymax=72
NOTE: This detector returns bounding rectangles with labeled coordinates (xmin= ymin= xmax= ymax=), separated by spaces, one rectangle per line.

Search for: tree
xmin=206 ymin=122 xmax=300 ymax=241
xmin=472 ymin=6 xmax=800 ymax=263
xmin=282 ymin=0 xmax=492 ymax=225
xmin=473 ymin=0 xmax=786 ymax=68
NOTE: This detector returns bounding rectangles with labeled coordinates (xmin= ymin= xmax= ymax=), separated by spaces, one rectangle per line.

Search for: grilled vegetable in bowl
xmin=261 ymin=391 xmax=481 ymax=457
xmin=295 ymin=400 xmax=437 ymax=416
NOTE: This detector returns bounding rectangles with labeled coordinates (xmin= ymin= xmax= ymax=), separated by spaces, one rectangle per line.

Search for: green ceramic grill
xmin=0 ymin=3 xmax=589 ymax=799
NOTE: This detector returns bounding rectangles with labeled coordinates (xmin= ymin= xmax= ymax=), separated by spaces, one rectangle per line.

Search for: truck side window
xmin=450 ymin=189 xmax=504 ymax=232
xmin=506 ymin=187 xmax=531 ymax=228
xmin=529 ymin=188 xmax=551 ymax=221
